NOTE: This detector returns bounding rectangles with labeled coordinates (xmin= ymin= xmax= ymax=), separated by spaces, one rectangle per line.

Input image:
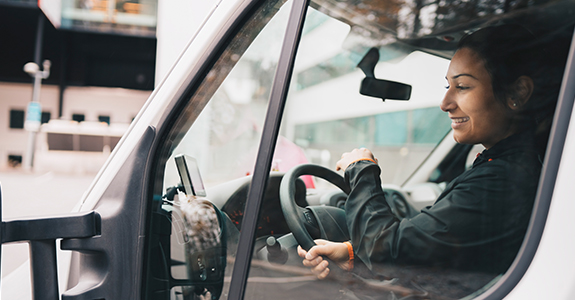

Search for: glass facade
xmin=61 ymin=0 xmax=157 ymax=36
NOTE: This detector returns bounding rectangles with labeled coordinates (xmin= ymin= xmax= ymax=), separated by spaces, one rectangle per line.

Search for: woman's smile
xmin=441 ymin=48 xmax=515 ymax=149
xmin=450 ymin=116 xmax=470 ymax=129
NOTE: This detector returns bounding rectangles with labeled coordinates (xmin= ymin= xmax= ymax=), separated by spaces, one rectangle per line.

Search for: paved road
xmin=0 ymin=169 xmax=96 ymax=278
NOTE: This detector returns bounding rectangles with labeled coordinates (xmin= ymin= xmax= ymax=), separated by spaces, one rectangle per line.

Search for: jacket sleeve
xmin=344 ymin=159 xmax=521 ymax=271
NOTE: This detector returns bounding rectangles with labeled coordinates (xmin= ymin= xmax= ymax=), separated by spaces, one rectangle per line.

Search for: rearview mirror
xmin=357 ymin=47 xmax=412 ymax=101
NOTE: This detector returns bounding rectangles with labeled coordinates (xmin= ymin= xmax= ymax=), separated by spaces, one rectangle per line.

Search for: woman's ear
xmin=507 ymin=76 xmax=534 ymax=109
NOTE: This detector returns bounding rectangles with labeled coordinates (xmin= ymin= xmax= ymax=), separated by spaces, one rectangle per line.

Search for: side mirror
xmin=357 ymin=47 xmax=412 ymax=101
xmin=173 ymin=154 xmax=226 ymax=299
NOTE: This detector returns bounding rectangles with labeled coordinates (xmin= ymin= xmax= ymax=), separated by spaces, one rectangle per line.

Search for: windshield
xmin=282 ymin=10 xmax=452 ymax=185
xmin=166 ymin=9 xmax=453 ymax=190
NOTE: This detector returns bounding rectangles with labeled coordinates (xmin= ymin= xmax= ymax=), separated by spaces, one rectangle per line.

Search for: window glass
xmin=7 ymin=155 xmax=22 ymax=167
xmin=98 ymin=115 xmax=110 ymax=125
xmin=411 ymin=107 xmax=452 ymax=144
xmin=286 ymin=45 xmax=451 ymax=186
xmin=240 ymin=6 xmax=452 ymax=298
xmin=9 ymin=109 xmax=24 ymax=129
xmin=146 ymin=1 xmax=291 ymax=299
xmin=147 ymin=0 xmax=573 ymax=299
xmin=374 ymin=111 xmax=408 ymax=146
xmin=243 ymin=1 xmax=572 ymax=300
xmin=41 ymin=111 xmax=51 ymax=124
xmin=72 ymin=113 xmax=85 ymax=122
xmin=293 ymin=106 xmax=451 ymax=185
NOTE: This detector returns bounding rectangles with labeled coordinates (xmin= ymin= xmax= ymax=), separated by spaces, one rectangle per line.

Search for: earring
xmin=513 ymin=103 xmax=517 ymax=107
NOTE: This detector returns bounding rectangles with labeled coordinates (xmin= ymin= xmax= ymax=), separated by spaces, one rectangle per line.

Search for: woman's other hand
xmin=297 ymin=239 xmax=352 ymax=279
xmin=336 ymin=148 xmax=378 ymax=172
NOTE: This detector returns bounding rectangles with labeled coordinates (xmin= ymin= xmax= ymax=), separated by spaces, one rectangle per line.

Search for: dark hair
xmin=457 ymin=23 xmax=572 ymax=153
xmin=457 ymin=25 xmax=538 ymax=104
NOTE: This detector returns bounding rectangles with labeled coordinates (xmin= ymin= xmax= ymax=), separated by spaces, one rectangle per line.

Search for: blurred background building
xmin=0 ymin=1 xmax=219 ymax=282
xmin=0 ymin=0 xmax=157 ymax=173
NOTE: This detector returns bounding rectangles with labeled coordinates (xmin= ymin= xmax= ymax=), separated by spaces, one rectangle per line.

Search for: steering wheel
xmin=279 ymin=164 xmax=351 ymax=251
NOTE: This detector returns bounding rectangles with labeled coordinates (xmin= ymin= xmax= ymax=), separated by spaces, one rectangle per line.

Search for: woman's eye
xmin=456 ymin=86 xmax=469 ymax=90
xmin=445 ymin=85 xmax=450 ymax=89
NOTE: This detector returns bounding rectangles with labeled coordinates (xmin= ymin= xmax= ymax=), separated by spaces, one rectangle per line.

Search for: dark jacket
xmin=344 ymin=132 xmax=542 ymax=273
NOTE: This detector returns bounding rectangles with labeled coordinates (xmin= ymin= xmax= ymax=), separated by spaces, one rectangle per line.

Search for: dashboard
xmin=204 ymin=171 xmax=421 ymax=239
xmin=208 ymin=172 xmax=308 ymax=238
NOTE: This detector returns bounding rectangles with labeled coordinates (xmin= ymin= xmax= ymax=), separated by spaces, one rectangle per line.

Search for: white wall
xmin=62 ymin=86 xmax=150 ymax=123
xmin=0 ymin=82 xmax=150 ymax=171
xmin=1 ymin=0 xmax=222 ymax=171
xmin=1 ymin=83 xmax=59 ymax=170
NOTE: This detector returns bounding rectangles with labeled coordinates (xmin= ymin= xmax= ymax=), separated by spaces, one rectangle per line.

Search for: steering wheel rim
xmin=279 ymin=164 xmax=350 ymax=251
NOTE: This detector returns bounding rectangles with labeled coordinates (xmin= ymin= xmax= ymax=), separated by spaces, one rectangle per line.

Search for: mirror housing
xmin=360 ymin=77 xmax=412 ymax=101
xmin=357 ymin=47 xmax=412 ymax=101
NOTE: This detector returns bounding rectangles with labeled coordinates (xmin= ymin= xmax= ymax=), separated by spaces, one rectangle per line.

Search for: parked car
xmin=2 ymin=0 xmax=575 ymax=299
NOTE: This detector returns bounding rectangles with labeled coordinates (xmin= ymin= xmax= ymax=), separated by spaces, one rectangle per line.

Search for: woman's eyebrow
xmin=452 ymin=73 xmax=478 ymax=80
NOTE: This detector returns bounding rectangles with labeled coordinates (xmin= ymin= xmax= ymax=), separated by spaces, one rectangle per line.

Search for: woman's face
xmin=441 ymin=47 xmax=514 ymax=149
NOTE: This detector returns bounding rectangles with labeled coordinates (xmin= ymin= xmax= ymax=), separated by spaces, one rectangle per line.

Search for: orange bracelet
xmin=343 ymin=241 xmax=354 ymax=270
xmin=348 ymin=158 xmax=377 ymax=166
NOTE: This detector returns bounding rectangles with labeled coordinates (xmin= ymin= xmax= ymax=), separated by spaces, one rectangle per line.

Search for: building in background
xmin=0 ymin=0 xmax=157 ymax=172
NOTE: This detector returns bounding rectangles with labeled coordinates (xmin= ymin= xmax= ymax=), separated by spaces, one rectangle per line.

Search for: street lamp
xmin=22 ymin=60 xmax=51 ymax=170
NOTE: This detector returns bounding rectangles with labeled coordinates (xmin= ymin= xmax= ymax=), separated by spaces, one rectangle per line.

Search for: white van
xmin=1 ymin=0 xmax=574 ymax=299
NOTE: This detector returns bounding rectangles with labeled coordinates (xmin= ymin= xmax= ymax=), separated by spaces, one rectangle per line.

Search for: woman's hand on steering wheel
xmin=297 ymin=239 xmax=352 ymax=279
xmin=336 ymin=148 xmax=378 ymax=172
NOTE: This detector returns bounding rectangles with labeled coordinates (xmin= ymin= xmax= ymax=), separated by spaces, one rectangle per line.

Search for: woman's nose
xmin=440 ymin=89 xmax=456 ymax=112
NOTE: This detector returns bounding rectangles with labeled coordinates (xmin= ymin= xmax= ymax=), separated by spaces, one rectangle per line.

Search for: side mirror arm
xmin=0 ymin=203 xmax=101 ymax=300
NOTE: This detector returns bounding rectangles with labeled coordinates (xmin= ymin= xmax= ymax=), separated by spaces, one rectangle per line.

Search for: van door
xmin=142 ymin=0 xmax=309 ymax=299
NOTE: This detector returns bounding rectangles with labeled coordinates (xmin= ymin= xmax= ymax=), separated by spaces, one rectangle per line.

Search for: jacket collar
xmin=473 ymin=131 xmax=536 ymax=167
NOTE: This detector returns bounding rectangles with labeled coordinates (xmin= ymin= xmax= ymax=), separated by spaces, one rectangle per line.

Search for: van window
xmin=146 ymin=0 xmax=573 ymax=299
xmin=146 ymin=1 xmax=292 ymax=298
xmin=252 ymin=2 xmax=570 ymax=300
xmin=242 ymin=1 xmax=571 ymax=299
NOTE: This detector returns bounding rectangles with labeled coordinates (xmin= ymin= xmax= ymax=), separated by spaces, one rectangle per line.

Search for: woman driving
xmin=298 ymin=24 xmax=569 ymax=279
